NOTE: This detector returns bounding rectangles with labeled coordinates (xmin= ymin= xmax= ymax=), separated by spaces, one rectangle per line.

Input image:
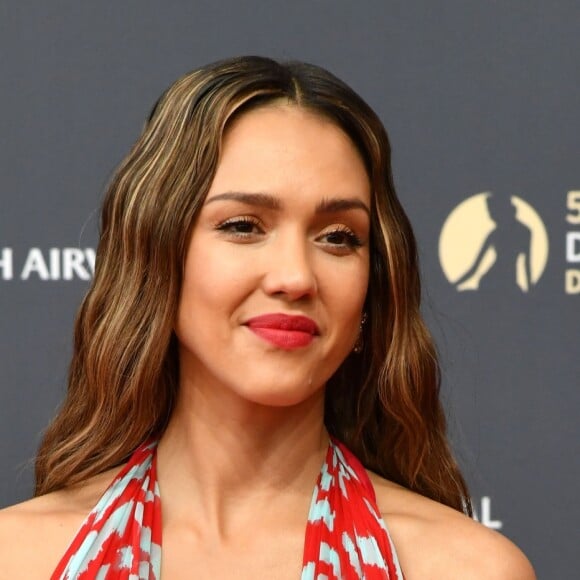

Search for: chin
xmin=237 ymin=381 xmax=324 ymax=408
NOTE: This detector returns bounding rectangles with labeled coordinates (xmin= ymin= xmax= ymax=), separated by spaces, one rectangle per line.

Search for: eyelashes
xmin=321 ymin=225 xmax=363 ymax=249
xmin=215 ymin=216 xmax=262 ymax=237
xmin=215 ymin=217 xmax=364 ymax=250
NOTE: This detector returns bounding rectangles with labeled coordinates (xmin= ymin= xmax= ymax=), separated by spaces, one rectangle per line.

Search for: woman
xmin=0 ymin=56 xmax=534 ymax=578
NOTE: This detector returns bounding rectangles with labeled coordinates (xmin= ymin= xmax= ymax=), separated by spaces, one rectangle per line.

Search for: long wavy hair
xmin=35 ymin=56 xmax=472 ymax=515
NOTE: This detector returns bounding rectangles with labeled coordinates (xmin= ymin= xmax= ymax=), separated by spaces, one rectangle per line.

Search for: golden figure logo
xmin=439 ymin=193 xmax=549 ymax=292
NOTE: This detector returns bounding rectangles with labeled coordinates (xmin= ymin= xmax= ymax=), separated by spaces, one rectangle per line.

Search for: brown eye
xmin=216 ymin=217 xmax=263 ymax=237
xmin=321 ymin=227 xmax=362 ymax=249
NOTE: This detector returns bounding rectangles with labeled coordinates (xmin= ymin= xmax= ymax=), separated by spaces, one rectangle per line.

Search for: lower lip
xmin=247 ymin=327 xmax=314 ymax=349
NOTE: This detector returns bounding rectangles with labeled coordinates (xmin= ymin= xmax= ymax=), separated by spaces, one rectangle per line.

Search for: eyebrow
xmin=205 ymin=192 xmax=370 ymax=217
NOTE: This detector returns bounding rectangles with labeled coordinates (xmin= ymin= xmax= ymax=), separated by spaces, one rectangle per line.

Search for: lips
xmin=245 ymin=313 xmax=319 ymax=349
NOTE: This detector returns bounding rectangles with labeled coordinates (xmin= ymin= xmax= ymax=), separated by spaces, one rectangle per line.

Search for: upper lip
xmin=245 ymin=313 xmax=320 ymax=335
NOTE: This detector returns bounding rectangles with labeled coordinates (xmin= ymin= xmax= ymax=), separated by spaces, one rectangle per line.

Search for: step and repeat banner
xmin=0 ymin=2 xmax=577 ymax=577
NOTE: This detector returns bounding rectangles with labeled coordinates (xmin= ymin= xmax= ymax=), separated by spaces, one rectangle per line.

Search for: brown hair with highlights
xmin=35 ymin=56 xmax=472 ymax=516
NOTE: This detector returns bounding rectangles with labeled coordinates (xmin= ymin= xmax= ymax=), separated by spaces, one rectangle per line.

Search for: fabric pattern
xmin=302 ymin=440 xmax=403 ymax=579
xmin=51 ymin=442 xmax=161 ymax=580
xmin=52 ymin=438 xmax=403 ymax=579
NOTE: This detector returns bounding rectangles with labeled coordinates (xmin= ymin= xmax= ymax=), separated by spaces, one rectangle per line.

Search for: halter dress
xmin=51 ymin=438 xmax=404 ymax=579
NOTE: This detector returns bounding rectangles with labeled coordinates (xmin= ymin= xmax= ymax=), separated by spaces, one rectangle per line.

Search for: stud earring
xmin=353 ymin=312 xmax=367 ymax=354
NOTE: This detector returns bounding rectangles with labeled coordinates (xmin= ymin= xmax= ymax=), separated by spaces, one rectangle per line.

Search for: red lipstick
xmin=245 ymin=313 xmax=319 ymax=349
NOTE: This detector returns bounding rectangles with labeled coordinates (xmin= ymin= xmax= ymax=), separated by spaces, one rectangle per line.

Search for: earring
xmin=353 ymin=312 xmax=367 ymax=354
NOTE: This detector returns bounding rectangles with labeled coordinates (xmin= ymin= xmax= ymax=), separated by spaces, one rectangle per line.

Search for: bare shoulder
xmin=0 ymin=467 xmax=119 ymax=579
xmin=367 ymin=471 xmax=536 ymax=580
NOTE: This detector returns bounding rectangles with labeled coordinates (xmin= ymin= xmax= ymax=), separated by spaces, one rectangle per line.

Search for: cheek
xmin=331 ymin=257 xmax=369 ymax=303
xmin=320 ymin=258 xmax=369 ymax=329
xmin=176 ymin=241 xmax=254 ymax=334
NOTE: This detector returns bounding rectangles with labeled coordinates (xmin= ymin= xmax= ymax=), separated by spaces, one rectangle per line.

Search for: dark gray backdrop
xmin=1 ymin=2 xmax=578 ymax=578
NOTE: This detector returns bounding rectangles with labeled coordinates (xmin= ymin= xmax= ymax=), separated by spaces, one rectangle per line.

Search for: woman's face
xmin=175 ymin=103 xmax=371 ymax=407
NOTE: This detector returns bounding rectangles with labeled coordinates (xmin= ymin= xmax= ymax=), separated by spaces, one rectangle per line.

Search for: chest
xmin=160 ymin=527 xmax=305 ymax=580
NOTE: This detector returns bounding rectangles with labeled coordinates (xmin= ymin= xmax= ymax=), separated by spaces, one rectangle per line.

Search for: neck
xmin=156 ymin=374 xmax=329 ymax=540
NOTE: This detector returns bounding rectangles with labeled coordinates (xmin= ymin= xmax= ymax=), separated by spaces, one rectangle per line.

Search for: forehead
xmin=209 ymin=103 xmax=371 ymax=199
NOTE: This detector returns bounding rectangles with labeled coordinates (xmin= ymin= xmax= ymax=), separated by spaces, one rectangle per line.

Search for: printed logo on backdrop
xmin=0 ymin=248 xmax=95 ymax=281
xmin=566 ymin=191 xmax=580 ymax=293
xmin=473 ymin=496 xmax=502 ymax=530
xmin=439 ymin=193 xmax=549 ymax=293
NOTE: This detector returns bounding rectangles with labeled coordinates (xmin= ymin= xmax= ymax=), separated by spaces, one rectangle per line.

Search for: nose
xmin=261 ymin=231 xmax=318 ymax=301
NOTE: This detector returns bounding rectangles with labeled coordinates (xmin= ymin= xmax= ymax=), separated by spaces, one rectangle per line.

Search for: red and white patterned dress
xmin=51 ymin=438 xmax=404 ymax=579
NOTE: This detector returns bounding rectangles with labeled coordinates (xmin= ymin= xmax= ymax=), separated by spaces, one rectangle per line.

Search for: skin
xmin=0 ymin=104 xmax=535 ymax=579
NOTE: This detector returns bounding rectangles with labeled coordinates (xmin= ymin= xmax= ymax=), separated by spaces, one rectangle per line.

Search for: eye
xmin=319 ymin=226 xmax=363 ymax=251
xmin=215 ymin=216 xmax=264 ymax=239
